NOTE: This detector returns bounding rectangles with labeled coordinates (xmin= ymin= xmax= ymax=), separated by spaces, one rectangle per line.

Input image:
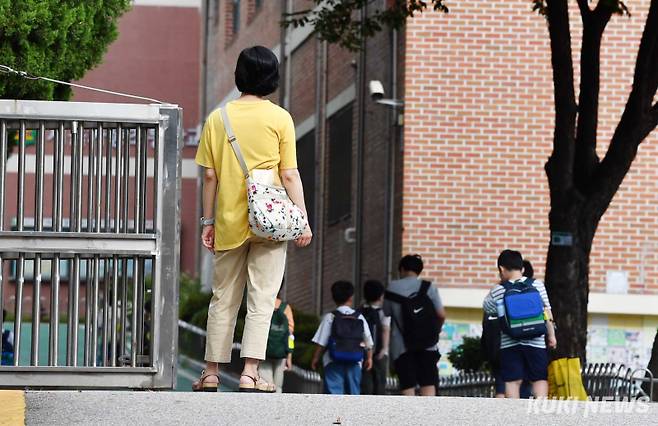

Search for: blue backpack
xmin=328 ymin=311 xmax=364 ymax=363
xmin=499 ymin=278 xmax=547 ymax=339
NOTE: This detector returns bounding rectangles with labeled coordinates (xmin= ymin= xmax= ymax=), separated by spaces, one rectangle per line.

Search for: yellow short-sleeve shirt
xmin=195 ymin=100 xmax=297 ymax=251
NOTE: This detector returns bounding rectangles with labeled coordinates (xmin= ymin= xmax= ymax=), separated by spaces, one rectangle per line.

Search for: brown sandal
xmin=238 ymin=374 xmax=275 ymax=393
xmin=192 ymin=370 xmax=220 ymax=392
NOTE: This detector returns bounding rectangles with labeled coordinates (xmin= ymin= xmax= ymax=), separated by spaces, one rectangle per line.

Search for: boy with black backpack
xmin=483 ymin=250 xmax=557 ymax=399
xmin=359 ymin=280 xmax=391 ymax=395
xmin=311 ymin=281 xmax=374 ymax=395
xmin=384 ymin=255 xmax=446 ymax=396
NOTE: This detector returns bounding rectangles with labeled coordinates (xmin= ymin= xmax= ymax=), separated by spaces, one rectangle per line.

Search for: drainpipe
xmin=353 ymin=3 xmax=368 ymax=303
xmin=279 ymin=0 xmax=288 ymax=109
xmin=314 ymin=38 xmax=328 ymax=315
xmin=279 ymin=0 xmax=288 ymax=299
xmin=196 ymin=0 xmax=211 ymax=281
xmin=385 ymin=28 xmax=399 ymax=284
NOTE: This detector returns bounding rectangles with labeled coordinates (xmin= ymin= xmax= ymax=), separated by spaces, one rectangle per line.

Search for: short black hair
xmin=498 ymin=250 xmax=524 ymax=271
xmin=234 ymin=46 xmax=279 ymax=96
xmin=399 ymin=254 xmax=424 ymax=275
xmin=363 ymin=280 xmax=385 ymax=303
xmin=331 ymin=281 xmax=354 ymax=305
xmin=522 ymin=260 xmax=534 ymax=278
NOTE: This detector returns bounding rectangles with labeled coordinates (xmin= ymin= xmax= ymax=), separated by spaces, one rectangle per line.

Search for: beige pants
xmin=205 ymin=238 xmax=287 ymax=362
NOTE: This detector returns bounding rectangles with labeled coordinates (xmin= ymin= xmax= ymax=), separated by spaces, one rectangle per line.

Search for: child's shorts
xmin=499 ymin=345 xmax=548 ymax=382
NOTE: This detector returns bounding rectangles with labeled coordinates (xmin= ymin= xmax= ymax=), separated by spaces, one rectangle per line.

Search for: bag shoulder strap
xmin=278 ymin=302 xmax=288 ymax=313
xmin=419 ymin=280 xmax=432 ymax=296
xmin=219 ymin=107 xmax=249 ymax=179
xmin=384 ymin=290 xmax=407 ymax=304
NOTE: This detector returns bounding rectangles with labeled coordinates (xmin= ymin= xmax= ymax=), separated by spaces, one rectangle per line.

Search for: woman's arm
xmin=201 ymin=167 xmax=218 ymax=252
xmin=280 ymin=168 xmax=313 ymax=247
xmin=280 ymin=168 xmax=307 ymax=217
xmin=284 ymin=304 xmax=295 ymax=334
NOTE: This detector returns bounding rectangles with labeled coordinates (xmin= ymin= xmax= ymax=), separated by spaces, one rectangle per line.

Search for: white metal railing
xmin=0 ymin=100 xmax=182 ymax=389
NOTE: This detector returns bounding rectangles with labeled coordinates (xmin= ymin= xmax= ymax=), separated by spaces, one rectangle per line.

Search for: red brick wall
xmin=289 ymin=38 xmax=317 ymax=124
xmin=205 ymin=0 xmax=282 ymax=112
xmin=403 ymin=0 xmax=658 ymax=293
xmin=285 ymin=37 xmax=317 ymax=311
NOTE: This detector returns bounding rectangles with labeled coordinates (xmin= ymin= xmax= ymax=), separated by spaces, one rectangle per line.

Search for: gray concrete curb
xmin=25 ymin=391 xmax=658 ymax=426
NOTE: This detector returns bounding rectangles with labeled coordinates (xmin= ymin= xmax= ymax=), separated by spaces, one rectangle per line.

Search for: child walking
xmin=311 ymin=281 xmax=373 ymax=395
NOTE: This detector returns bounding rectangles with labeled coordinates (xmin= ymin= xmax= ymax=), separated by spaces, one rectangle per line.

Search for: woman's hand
xmin=201 ymin=225 xmax=215 ymax=253
xmin=285 ymin=353 xmax=293 ymax=370
xmin=295 ymin=228 xmax=313 ymax=248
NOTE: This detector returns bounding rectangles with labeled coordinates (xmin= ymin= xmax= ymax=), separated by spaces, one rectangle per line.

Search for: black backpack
xmin=385 ymin=281 xmax=440 ymax=352
xmin=328 ymin=311 xmax=365 ymax=363
xmin=358 ymin=306 xmax=383 ymax=354
xmin=481 ymin=312 xmax=501 ymax=370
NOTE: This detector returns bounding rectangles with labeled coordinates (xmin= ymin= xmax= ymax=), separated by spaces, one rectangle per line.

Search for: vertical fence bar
xmin=139 ymin=128 xmax=148 ymax=358
xmin=0 ymin=120 xmax=6 ymax=357
xmin=131 ymin=127 xmax=142 ymax=366
xmin=120 ymin=128 xmax=130 ymax=362
xmin=111 ymin=125 xmax=122 ymax=366
xmin=130 ymin=259 xmax=139 ymax=367
xmin=110 ymin=258 xmax=118 ymax=367
xmin=31 ymin=121 xmax=46 ymax=366
xmin=67 ymin=121 xmax=77 ymax=365
xmin=87 ymin=128 xmax=94 ymax=233
xmin=102 ymin=127 xmax=112 ymax=365
xmin=152 ymin=127 xmax=159 ymax=232
xmin=71 ymin=121 xmax=84 ymax=366
xmin=50 ymin=122 xmax=65 ymax=365
xmin=84 ymin=128 xmax=93 ymax=366
xmin=84 ymin=258 xmax=92 ymax=367
xmin=14 ymin=120 xmax=26 ymax=365
xmin=92 ymin=124 xmax=103 ymax=366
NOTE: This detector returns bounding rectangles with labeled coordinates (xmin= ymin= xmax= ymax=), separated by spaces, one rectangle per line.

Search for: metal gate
xmin=0 ymin=100 xmax=182 ymax=389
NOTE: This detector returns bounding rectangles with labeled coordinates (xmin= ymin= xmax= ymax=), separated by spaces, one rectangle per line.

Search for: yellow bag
xmin=548 ymin=357 xmax=588 ymax=400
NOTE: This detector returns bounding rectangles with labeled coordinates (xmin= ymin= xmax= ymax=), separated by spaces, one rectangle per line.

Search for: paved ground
xmin=21 ymin=391 xmax=658 ymax=425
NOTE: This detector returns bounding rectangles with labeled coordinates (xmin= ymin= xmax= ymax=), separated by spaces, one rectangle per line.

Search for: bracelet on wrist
xmin=200 ymin=216 xmax=215 ymax=226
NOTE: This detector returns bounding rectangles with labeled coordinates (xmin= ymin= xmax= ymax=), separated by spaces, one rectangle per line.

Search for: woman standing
xmin=192 ymin=46 xmax=312 ymax=392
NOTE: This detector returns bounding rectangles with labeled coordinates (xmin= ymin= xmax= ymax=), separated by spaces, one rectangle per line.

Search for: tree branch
xmin=577 ymin=0 xmax=591 ymax=18
xmin=586 ymin=0 xmax=658 ymax=221
xmin=545 ymin=0 xmax=578 ymax=192
xmin=573 ymin=2 xmax=613 ymax=192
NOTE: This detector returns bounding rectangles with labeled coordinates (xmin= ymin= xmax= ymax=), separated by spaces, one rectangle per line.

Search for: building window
xmin=327 ymin=104 xmax=354 ymax=224
xmin=297 ymin=131 xmax=316 ymax=230
xmin=232 ymin=0 xmax=241 ymax=34
xmin=255 ymin=0 xmax=263 ymax=9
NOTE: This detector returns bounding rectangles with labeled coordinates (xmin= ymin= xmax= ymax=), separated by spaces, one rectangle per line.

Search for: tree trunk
xmin=544 ymin=199 xmax=593 ymax=361
xmin=644 ymin=328 xmax=658 ymax=401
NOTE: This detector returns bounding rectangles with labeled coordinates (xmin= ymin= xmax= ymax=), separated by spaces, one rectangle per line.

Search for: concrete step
xmin=20 ymin=391 xmax=658 ymax=425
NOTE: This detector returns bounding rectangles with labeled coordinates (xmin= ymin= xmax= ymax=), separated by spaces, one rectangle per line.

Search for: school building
xmin=202 ymin=0 xmax=658 ymax=374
